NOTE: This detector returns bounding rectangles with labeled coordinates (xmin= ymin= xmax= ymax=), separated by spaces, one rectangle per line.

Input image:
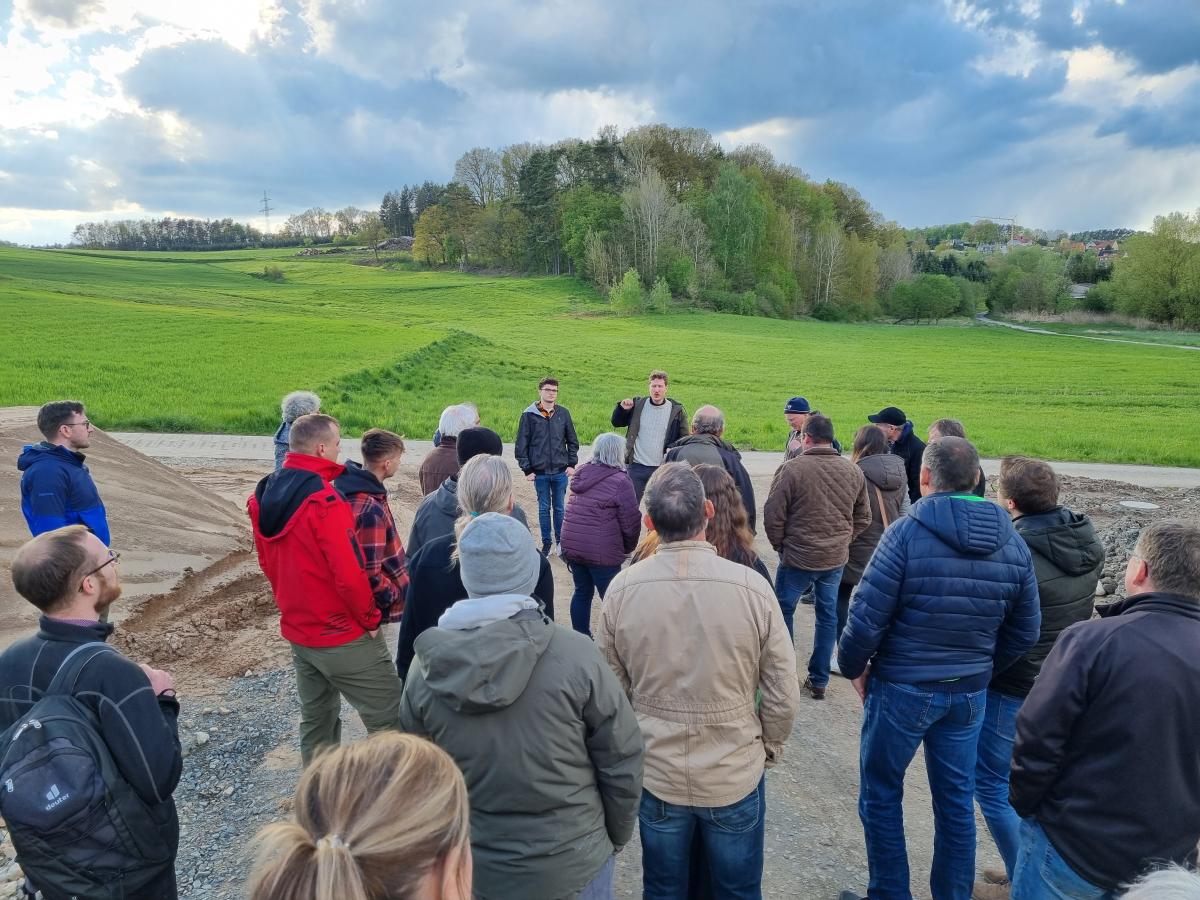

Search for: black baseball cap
xmin=867 ymin=406 xmax=907 ymax=427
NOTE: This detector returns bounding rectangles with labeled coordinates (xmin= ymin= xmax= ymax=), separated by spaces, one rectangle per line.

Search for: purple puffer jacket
xmin=560 ymin=463 xmax=641 ymax=567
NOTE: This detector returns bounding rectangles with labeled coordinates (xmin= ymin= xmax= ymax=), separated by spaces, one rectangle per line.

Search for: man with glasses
xmin=515 ymin=377 xmax=579 ymax=557
xmin=1 ymin=525 xmax=182 ymax=898
xmin=18 ymin=400 xmax=111 ymax=547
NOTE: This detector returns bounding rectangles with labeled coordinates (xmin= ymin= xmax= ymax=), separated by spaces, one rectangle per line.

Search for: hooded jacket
xmin=333 ymin=461 xmax=408 ymax=623
xmin=1011 ymin=592 xmax=1200 ymax=891
xmin=405 ymin=477 xmax=529 ymax=560
xmin=248 ymin=453 xmax=379 ymax=647
xmin=664 ymin=433 xmax=757 ymax=532
xmin=890 ymin=421 xmax=927 ymax=504
xmin=514 ymin=403 xmax=579 ymax=475
xmin=396 ymin=534 xmax=554 ymax=682
xmin=611 ymin=397 xmax=688 ymax=466
xmin=990 ymin=507 xmax=1103 ymax=699
xmin=417 ymin=436 xmax=460 ymax=496
xmin=842 ymin=453 xmax=908 ymax=584
xmin=559 ymin=463 xmax=641 ymax=567
xmin=18 ymin=443 xmax=111 ymax=546
xmin=763 ymin=446 xmax=871 ymax=571
xmin=838 ymin=491 xmax=1041 ymax=685
xmin=400 ymin=608 xmax=643 ymax=900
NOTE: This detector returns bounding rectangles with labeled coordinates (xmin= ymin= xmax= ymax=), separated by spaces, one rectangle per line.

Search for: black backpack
xmin=0 ymin=642 xmax=175 ymax=899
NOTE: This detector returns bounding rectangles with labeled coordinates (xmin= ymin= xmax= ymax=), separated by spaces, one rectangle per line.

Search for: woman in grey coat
xmin=400 ymin=512 xmax=644 ymax=900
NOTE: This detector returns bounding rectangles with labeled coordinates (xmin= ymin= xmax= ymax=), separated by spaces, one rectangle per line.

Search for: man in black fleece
xmin=1 ymin=525 xmax=182 ymax=899
xmin=1010 ymin=520 xmax=1200 ymax=898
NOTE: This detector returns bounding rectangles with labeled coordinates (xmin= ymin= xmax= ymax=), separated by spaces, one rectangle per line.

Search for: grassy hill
xmin=2 ymin=246 xmax=1198 ymax=466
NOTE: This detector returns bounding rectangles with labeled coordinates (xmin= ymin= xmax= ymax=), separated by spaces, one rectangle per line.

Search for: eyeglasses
xmin=79 ymin=549 xmax=120 ymax=592
xmin=65 ymin=419 xmax=93 ymax=430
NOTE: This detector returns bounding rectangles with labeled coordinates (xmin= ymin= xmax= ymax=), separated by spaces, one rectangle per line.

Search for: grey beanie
xmin=458 ymin=512 xmax=540 ymax=598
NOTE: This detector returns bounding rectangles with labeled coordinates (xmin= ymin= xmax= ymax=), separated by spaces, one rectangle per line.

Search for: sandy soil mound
xmin=0 ymin=407 xmax=250 ymax=650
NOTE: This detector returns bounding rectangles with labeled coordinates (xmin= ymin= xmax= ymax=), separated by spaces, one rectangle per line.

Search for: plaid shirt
xmin=347 ymin=492 xmax=408 ymax=623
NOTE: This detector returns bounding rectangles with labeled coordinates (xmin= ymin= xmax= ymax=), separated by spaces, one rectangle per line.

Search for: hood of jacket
xmin=415 ymin=608 xmax=552 ymax=714
xmin=523 ymin=401 xmax=556 ymax=417
xmin=253 ymin=453 xmax=345 ymax=538
xmin=333 ymin=459 xmax=385 ymax=497
xmin=430 ymin=477 xmax=460 ymax=516
xmin=910 ymin=491 xmax=1014 ymax=555
xmin=670 ymin=432 xmax=738 ymax=455
xmin=570 ymin=462 xmax=624 ymax=495
xmin=17 ymin=442 xmax=84 ymax=471
xmin=858 ymin=452 xmax=906 ymax=492
xmin=1015 ymin=507 xmax=1105 ymax=578
xmin=890 ymin=420 xmax=916 ymax=448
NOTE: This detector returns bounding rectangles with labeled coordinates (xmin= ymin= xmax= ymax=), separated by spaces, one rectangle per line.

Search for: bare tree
xmin=622 ymin=170 xmax=676 ymax=285
xmin=499 ymin=142 xmax=540 ymax=200
xmin=454 ymin=147 xmax=503 ymax=206
xmin=811 ymin=221 xmax=845 ymax=308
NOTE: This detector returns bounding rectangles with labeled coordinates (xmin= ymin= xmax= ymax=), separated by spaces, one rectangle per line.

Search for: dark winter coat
xmin=560 ymin=463 xmax=641 ymax=567
xmin=842 ymin=453 xmax=908 ymax=585
xmin=890 ymin=421 xmax=927 ymax=504
xmin=763 ymin=447 xmax=871 ymax=571
xmin=837 ymin=491 xmax=1041 ymax=686
xmin=405 ymin=477 xmax=529 ymax=560
xmin=18 ymin=442 xmax=111 ymax=546
xmin=272 ymin=421 xmax=290 ymax=471
xmin=1011 ymin=592 xmax=1200 ymax=891
xmin=400 ymin=608 xmax=643 ymax=900
xmin=664 ymin=433 xmax=757 ymax=532
xmin=417 ymin=437 xmax=460 ymax=496
xmin=611 ymin=398 xmax=688 ymax=465
xmin=990 ymin=507 xmax=1103 ymax=699
xmin=514 ymin=403 xmax=579 ymax=475
xmin=0 ymin=618 xmax=181 ymax=895
xmin=395 ymin=534 xmax=554 ymax=681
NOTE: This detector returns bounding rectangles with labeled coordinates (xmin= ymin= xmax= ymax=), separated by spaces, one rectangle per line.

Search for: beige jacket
xmin=763 ymin=446 xmax=871 ymax=570
xmin=597 ymin=541 xmax=799 ymax=808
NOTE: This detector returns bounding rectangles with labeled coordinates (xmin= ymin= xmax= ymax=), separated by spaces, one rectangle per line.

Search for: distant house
xmin=1008 ymin=234 xmax=1033 ymax=248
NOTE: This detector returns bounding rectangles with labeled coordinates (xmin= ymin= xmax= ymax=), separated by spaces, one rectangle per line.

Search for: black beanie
xmin=456 ymin=426 xmax=503 ymax=465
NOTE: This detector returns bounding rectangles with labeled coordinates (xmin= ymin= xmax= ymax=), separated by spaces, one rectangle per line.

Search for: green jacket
xmin=399 ymin=608 xmax=643 ymax=900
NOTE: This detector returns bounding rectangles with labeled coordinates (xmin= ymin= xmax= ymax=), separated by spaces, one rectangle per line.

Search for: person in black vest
xmin=1010 ymin=520 xmax=1200 ymax=899
xmin=1 ymin=526 xmax=182 ymax=899
xmin=611 ymin=369 xmax=688 ymax=501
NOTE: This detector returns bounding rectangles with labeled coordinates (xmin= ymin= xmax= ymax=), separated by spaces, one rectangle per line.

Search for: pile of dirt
xmin=0 ymin=407 xmax=250 ymax=651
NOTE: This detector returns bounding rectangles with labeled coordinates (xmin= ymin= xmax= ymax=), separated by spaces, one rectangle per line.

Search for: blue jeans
xmin=975 ymin=689 xmax=1024 ymax=880
xmin=774 ymin=564 xmax=843 ymax=688
xmin=639 ymin=778 xmax=766 ymax=900
xmin=1012 ymin=819 xmax=1114 ymax=899
xmin=577 ymin=855 xmax=615 ymax=900
xmin=859 ymin=678 xmax=986 ymax=900
xmin=533 ymin=472 xmax=568 ymax=546
xmin=568 ymin=562 xmax=621 ymax=637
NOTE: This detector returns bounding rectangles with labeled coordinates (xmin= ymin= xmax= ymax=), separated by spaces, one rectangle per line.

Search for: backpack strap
xmin=45 ymin=642 xmax=117 ymax=697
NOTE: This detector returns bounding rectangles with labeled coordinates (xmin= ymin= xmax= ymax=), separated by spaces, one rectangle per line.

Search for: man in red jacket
xmin=248 ymin=413 xmax=402 ymax=764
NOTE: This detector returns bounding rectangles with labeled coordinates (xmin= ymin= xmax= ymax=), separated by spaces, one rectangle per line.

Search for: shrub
xmin=1082 ymin=281 xmax=1116 ymax=313
xmin=664 ymin=255 xmax=697 ymax=298
xmin=648 ymin=276 xmax=671 ymax=314
xmin=262 ymin=264 xmax=284 ymax=282
xmin=811 ymin=302 xmax=848 ymax=322
xmin=609 ymin=268 xmax=645 ymax=315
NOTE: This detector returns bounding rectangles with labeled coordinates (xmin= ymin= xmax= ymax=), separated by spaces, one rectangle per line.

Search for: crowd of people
xmin=3 ymin=390 xmax=1199 ymax=900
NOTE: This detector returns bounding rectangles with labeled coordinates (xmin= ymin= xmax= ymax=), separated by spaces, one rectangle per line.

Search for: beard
xmin=94 ymin=580 xmax=122 ymax=616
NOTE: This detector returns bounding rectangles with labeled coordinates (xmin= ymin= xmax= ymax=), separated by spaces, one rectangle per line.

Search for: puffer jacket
xmin=560 ymin=463 xmax=641 ymax=567
xmin=400 ymin=607 xmax=643 ymax=900
xmin=18 ymin=442 xmax=111 ymax=546
xmin=598 ymin=541 xmax=799 ymax=808
xmin=664 ymin=433 xmax=757 ymax=532
xmin=838 ymin=491 xmax=1041 ymax=685
xmin=763 ymin=447 xmax=871 ymax=571
xmin=514 ymin=403 xmax=579 ymax=475
xmin=990 ymin=506 xmax=1103 ymax=699
xmin=842 ymin=453 xmax=908 ymax=584
xmin=417 ymin=437 xmax=459 ymax=496
xmin=406 ymin=476 xmax=529 ymax=559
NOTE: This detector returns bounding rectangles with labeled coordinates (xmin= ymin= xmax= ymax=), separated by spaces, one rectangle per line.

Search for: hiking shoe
xmin=982 ymin=868 xmax=1010 ymax=885
xmin=973 ymin=882 xmax=1010 ymax=900
xmin=803 ymin=677 xmax=826 ymax=700
xmin=799 ymin=588 xmax=815 ymax=606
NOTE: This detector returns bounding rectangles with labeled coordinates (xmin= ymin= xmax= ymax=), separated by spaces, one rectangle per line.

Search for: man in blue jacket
xmin=837 ymin=437 xmax=1040 ymax=900
xmin=18 ymin=400 xmax=110 ymax=546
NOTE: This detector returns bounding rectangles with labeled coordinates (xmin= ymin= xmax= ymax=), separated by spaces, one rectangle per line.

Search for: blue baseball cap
xmin=784 ymin=397 xmax=811 ymax=414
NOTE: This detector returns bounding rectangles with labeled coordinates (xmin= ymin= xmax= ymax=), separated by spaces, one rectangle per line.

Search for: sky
xmin=3 ymin=0 xmax=1200 ymax=244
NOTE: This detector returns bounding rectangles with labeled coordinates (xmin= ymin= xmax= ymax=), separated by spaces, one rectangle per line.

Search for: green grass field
xmin=3 ymin=246 xmax=1198 ymax=466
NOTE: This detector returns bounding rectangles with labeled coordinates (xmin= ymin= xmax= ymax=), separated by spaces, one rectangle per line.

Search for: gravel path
xmin=974 ymin=312 xmax=1200 ymax=351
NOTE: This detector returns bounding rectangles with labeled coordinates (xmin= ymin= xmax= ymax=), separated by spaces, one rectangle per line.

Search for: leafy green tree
xmin=648 ymin=276 xmax=671 ymax=314
xmin=886 ymin=273 xmax=959 ymax=322
xmin=609 ymin=267 xmax=644 ymax=315
xmin=1111 ymin=212 xmax=1200 ymax=326
xmin=516 ymin=148 xmax=565 ymax=274
xmin=412 ymin=205 xmax=450 ymax=265
xmin=705 ymin=162 xmax=766 ymax=288
xmin=560 ymin=185 xmax=623 ymax=276
xmin=357 ymin=214 xmax=386 ymax=262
